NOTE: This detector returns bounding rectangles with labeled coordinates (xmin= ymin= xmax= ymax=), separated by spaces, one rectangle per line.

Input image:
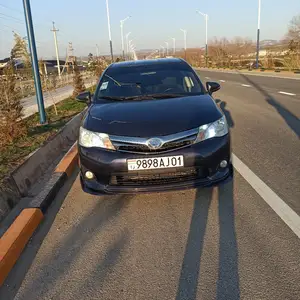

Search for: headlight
xmin=79 ymin=127 xmax=115 ymax=150
xmin=195 ymin=115 xmax=228 ymax=143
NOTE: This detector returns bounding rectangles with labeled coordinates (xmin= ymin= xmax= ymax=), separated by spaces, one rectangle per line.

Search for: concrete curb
xmin=0 ymin=143 xmax=78 ymax=286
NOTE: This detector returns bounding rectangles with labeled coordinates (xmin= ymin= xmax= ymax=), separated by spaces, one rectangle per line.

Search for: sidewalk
xmin=22 ymin=79 xmax=96 ymax=118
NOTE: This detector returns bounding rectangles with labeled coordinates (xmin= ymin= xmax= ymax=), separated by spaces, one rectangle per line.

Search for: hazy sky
xmin=0 ymin=0 xmax=299 ymax=59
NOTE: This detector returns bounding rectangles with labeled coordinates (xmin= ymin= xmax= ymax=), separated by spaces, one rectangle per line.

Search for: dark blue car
xmin=76 ymin=58 xmax=232 ymax=195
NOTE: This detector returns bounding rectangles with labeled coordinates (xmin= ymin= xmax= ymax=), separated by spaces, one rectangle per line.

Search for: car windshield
xmin=95 ymin=66 xmax=205 ymax=101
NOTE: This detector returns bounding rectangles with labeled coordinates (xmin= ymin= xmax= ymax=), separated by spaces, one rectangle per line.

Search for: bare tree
xmin=284 ymin=14 xmax=300 ymax=69
xmin=72 ymin=63 xmax=86 ymax=97
xmin=286 ymin=14 xmax=300 ymax=42
xmin=0 ymin=65 xmax=26 ymax=147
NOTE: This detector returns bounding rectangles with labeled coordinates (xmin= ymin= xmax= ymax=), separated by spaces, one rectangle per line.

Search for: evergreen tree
xmin=10 ymin=32 xmax=31 ymax=68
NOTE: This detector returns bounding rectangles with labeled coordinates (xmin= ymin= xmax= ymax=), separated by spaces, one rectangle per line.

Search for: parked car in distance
xmin=76 ymin=58 xmax=233 ymax=195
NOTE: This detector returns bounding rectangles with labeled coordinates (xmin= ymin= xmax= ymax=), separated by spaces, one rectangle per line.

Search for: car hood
xmin=83 ymin=95 xmax=222 ymax=137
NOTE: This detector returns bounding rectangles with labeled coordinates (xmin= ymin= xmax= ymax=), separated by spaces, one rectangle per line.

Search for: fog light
xmin=220 ymin=160 xmax=228 ymax=168
xmin=85 ymin=171 xmax=94 ymax=180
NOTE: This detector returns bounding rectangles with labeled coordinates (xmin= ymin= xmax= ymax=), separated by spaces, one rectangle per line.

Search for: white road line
xmin=195 ymin=68 xmax=300 ymax=80
xmin=205 ymin=77 xmax=210 ymax=79
xmin=278 ymin=91 xmax=296 ymax=96
xmin=241 ymin=84 xmax=252 ymax=87
xmin=232 ymin=154 xmax=300 ymax=239
xmin=220 ymin=80 xmax=226 ymax=82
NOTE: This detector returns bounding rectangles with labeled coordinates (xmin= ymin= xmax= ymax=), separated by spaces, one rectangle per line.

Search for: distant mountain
xmin=260 ymin=40 xmax=279 ymax=47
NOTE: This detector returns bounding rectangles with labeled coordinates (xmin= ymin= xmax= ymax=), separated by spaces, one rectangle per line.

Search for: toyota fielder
xmin=76 ymin=58 xmax=233 ymax=195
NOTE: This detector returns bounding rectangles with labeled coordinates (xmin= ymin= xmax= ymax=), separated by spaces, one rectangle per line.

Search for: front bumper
xmin=79 ymin=135 xmax=233 ymax=195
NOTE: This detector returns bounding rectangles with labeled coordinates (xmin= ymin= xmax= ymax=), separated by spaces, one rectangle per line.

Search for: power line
xmin=0 ymin=12 xmax=24 ymax=23
xmin=0 ymin=3 xmax=23 ymax=14
xmin=0 ymin=22 xmax=19 ymax=31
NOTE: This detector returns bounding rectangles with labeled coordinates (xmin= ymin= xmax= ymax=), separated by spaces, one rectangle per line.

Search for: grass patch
xmin=0 ymin=88 xmax=93 ymax=183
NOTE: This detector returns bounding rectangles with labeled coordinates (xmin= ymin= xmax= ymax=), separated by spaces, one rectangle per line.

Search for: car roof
xmin=108 ymin=58 xmax=188 ymax=70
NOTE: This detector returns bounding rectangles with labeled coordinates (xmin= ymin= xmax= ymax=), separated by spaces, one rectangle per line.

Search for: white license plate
xmin=127 ymin=155 xmax=184 ymax=171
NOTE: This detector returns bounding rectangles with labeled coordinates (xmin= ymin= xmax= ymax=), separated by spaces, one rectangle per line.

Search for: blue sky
xmin=0 ymin=0 xmax=299 ymax=59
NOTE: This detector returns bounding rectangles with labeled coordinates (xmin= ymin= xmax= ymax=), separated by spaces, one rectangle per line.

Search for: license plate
xmin=127 ymin=155 xmax=184 ymax=171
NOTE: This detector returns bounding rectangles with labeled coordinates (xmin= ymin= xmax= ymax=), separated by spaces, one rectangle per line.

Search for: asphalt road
xmin=1 ymin=70 xmax=300 ymax=300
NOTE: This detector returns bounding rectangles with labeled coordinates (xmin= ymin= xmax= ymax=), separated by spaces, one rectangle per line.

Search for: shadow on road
xmin=215 ymin=99 xmax=235 ymax=128
xmin=176 ymin=180 xmax=240 ymax=300
xmin=13 ymin=192 xmax=132 ymax=300
xmin=0 ymin=170 xmax=79 ymax=300
xmin=238 ymin=73 xmax=300 ymax=138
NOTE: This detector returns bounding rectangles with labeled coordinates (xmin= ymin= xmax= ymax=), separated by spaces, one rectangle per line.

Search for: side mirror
xmin=76 ymin=91 xmax=92 ymax=103
xmin=206 ymin=81 xmax=220 ymax=95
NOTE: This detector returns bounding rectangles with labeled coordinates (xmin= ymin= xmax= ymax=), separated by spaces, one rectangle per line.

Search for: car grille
xmin=110 ymin=168 xmax=207 ymax=186
xmin=110 ymin=128 xmax=199 ymax=154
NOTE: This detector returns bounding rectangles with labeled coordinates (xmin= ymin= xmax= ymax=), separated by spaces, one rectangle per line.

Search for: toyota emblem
xmin=146 ymin=138 xmax=163 ymax=150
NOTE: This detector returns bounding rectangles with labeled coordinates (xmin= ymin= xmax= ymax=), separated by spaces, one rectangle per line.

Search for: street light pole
xmin=196 ymin=10 xmax=209 ymax=67
xmin=105 ymin=0 xmax=114 ymax=61
xmin=160 ymin=45 xmax=165 ymax=57
xmin=165 ymin=41 xmax=169 ymax=56
xmin=96 ymin=44 xmax=99 ymax=58
xmin=22 ymin=0 xmax=46 ymax=124
xmin=171 ymin=38 xmax=176 ymax=55
xmin=256 ymin=0 xmax=261 ymax=69
xmin=180 ymin=29 xmax=187 ymax=60
xmin=120 ymin=16 xmax=131 ymax=60
xmin=125 ymin=32 xmax=131 ymax=59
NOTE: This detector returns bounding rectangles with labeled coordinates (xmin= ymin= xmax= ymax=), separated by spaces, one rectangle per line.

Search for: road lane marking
xmin=220 ymin=80 xmax=226 ymax=82
xmin=241 ymin=84 xmax=252 ymax=87
xmin=195 ymin=68 xmax=300 ymax=80
xmin=205 ymin=77 xmax=210 ymax=79
xmin=278 ymin=91 xmax=296 ymax=96
xmin=232 ymin=154 xmax=300 ymax=239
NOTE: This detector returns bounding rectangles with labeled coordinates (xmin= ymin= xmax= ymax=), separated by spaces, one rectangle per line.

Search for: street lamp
xmin=180 ymin=29 xmax=187 ymax=60
xmin=171 ymin=37 xmax=176 ymax=55
xmin=96 ymin=44 xmax=99 ymax=57
xmin=22 ymin=0 xmax=46 ymax=124
xmin=196 ymin=10 xmax=209 ymax=67
xmin=165 ymin=41 xmax=169 ymax=56
xmin=120 ymin=16 xmax=131 ymax=60
xmin=256 ymin=0 xmax=261 ymax=69
xmin=125 ymin=32 xmax=131 ymax=59
xmin=160 ymin=45 xmax=165 ymax=57
xmin=105 ymin=0 xmax=114 ymax=61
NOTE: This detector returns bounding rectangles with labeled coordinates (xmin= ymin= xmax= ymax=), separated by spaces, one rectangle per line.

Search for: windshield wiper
xmin=100 ymin=96 xmax=125 ymax=101
xmin=100 ymin=94 xmax=184 ymax=101
xmin=144 ymin=93 xmax=184 ymax=99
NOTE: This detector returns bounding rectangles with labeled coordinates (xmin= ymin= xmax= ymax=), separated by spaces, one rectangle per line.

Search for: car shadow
xmin=215 ymin=99 xmax=235 ymax=128
xmin=237 ymin=72 xmax=300 ymax=138
xmin=1 ymin=174 xmax=133 ymax=300
xmin=176 ymin=180 xmax=240 ymax=300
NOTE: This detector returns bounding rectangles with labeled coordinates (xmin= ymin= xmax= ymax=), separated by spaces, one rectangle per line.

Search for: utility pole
xmin=22 ymin=0 xmax=46 ymax=124
xmin=256 ymin=0 xmax=261 ymax=69
xmin=51 ymin=21 xmax=61 ymax=78
xmin=105 ymin=0 xmax=114 ymax=61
